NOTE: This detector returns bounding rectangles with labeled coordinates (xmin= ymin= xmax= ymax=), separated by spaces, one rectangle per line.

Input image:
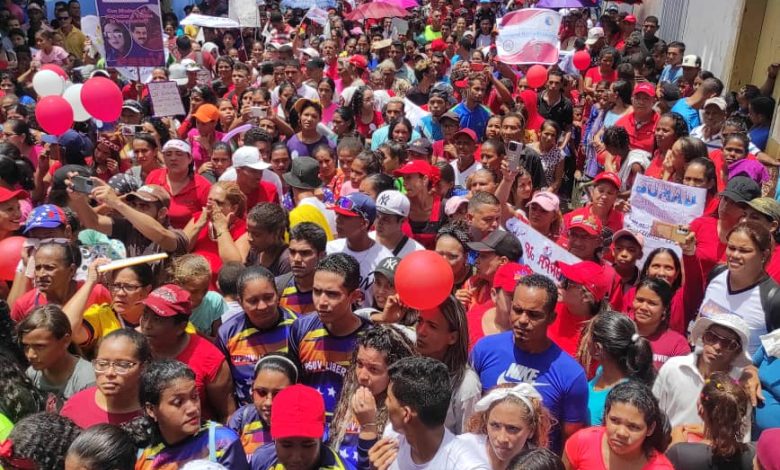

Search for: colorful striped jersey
xmin=277 ymin=275 xmax=316 ymax=315
xmin=135 ymin=421 xmax=248 ymax=470
xmin=249 ymin=442 xmax=354 ymax=470
xmin=227 ymin=403 xmax=271 ymax=457
xmin=287 ymin=314 xmax=370 ymax=419
xmin=216 ymin=307 xmax=298 ymax=405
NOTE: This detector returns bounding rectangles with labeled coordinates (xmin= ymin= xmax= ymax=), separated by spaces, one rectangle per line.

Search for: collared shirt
xmin=653 ymin=352 xmax=742 ymax=427
xmin=690 ymin=125 xmax=723 ymax=150
xmin=615 ymin=111 xmax=660 ymax=153
xmin=452 ymin=102 xmax=492 ymax=140
xmin=659 ymin=64 xmax=683 ymax=84
xmin=59 ymin=26 xmax=85 ymax=57
xmin=538 ymin=91 xmax=574 ymax=129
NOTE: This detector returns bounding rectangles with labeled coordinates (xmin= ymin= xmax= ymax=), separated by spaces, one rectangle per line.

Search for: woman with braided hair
xmin=327 ymin=324 xmax=417 ymax=468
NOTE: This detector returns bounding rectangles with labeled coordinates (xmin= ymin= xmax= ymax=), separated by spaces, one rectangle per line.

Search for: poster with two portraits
xmin=96 ymin=0 xmax=165 ymax=67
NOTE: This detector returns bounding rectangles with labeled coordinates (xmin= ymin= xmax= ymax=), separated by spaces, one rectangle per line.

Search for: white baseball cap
xmin=181 ymin=58 xmax=201 ymax=72
xmin=232 ymin=146 xmax=270 ymax=171
xmin=376 ymin=190 xmax=410 ymax=218
xmin=162 ymin=139 xmax=192 ymax=155
xmin=585 ymin=27 xmax=604 ymax=45
xmin=690 ymin=313 xmax=752 ymax=367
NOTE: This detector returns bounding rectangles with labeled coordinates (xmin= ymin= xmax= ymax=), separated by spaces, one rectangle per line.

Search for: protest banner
xmin=95 ymin=0 xmax=165 ymax=68
xmin=180 ymin=14 xmax=240 ymax=28
xmin=229 ymin=0 xmax=261 ymax=28
xmin=625 ymin=174 xmax=706 ymax=263
xmin=505 ymin=217 xmax=581 ymax=283
xmin=305 ymin=7 xmax=330 ymax=26
xmin=147 ymin=81 xmax=185 ymax=117
xmin=496 ymin=8 xmax=561 ymax=65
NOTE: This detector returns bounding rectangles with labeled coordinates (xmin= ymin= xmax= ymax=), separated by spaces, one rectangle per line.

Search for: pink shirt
xmin=34 ymin=46 xmax=69 ymax=66
xmin=61 ymin=387 xmax=142 ymax=428
xmin=186 ymin=129 xmax=226 ymax=168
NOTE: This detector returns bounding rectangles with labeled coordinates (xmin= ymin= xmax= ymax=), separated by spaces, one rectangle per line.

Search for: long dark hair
xmin=634 ymin=277 xmax=674 ymax=330
xmin=639 ymin=248 xmax=682 ymax=291
xmin=66 ymin=424 xmax=136 ymax=470
xmin=699 ymin=371 xmax=750 ymax=459
xmin=604 ymin=381 xmax=670 ymax=455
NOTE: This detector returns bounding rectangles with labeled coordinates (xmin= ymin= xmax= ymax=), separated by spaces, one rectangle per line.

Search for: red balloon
xmin=573 ymin=50 xmax=592 ymax=71
xmin=35 ymin=95 xmax=74 ymax=135
xmin=81 ymin=77 xmax=123 ymax=122
xmin=0 ymin=236 xmax=25 ymax=281
xmin=41 ymin=63 xmax=67 ymax=79
xmin=525 ymin=64 xmax=548 ymax=89
xmin=395 ymin=251 xmax=454 ymax=310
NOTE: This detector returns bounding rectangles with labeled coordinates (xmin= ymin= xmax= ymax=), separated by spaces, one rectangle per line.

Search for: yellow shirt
xmin=60 ymin=26 xmax=86 ymax=58
xmin=82 ymin=303 xmax=196 ymax=349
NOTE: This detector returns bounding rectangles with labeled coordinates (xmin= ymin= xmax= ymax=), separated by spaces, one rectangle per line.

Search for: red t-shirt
xmin=565 ymin=426 xmax=674 ymax=470
xmin=466 ymin=300 xmax=494 ymax=352
xmin=145 ymin=169 xmax=211 ymax=229
xmin=245 ymin=180 xmax=280 ymax=211
xmin=689 ymin=214 xmax=725 ymax=277
xmin=548 ymin=302 xmax=590 ymax=357
xmin=585 ymin=67 xmax=618 ymax=85
xmin=355 ymin=111 xmax=384 ymax=139
xmin=644 ymin=150 xmax=665 ymax=180
xmin=562 ymin=205 xmax=625 ymax=236
xmin=176 ymin=333 xmax=225 ymax=421
xmin=60 ymin=386 xmax=142 ymax=428
xmin=11 ymin=283 xmax=111 ymax=322
xmin=643 ymin=327 xmax=691 ymax=370
xmin=192 ymin=216 xmax=248 ymax=289
xmin=615 ymin=111 xmax=660 ymax=153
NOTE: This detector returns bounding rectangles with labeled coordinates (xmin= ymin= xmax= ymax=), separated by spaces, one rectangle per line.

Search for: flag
xmin=496 ymin=8 xmax=561 ymax=65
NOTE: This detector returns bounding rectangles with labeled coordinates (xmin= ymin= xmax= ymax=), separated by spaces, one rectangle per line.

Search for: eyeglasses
xmin=108 ymin=283 xmax=145 ymax=293
xmin=702 ymin=329 xmax=741 ymax=352
xmin=92 ymin=359 xmax=138 ymax=374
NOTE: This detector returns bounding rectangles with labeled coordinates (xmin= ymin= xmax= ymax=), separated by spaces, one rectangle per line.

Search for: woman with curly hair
xmin=460 ymin=383 xmax=553 ymax=469
xmin=0 ymin=412 xmax=80 ymax=470
xmin=128 ymin=359 xmax=249 ymax=469
xmin=327 ymin=324 xmax=417 ymax=468
xmin=665 ymin=371 xmax=754 ymax=469
xmin=0 ymin=352 xmax=43 ymax=436
xmin=65 ymin=423 xmax=136 ymax=470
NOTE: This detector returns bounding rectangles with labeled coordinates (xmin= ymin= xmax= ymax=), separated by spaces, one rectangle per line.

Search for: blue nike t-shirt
xmin=470 ymin=331 xmax=588 ymax=452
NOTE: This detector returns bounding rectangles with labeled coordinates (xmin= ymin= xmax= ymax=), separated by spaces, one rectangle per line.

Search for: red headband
xmin=0 ymin=440 xmax=36 ymax=469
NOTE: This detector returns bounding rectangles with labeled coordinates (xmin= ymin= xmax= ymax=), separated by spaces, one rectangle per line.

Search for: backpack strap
xmin=392 ymin=236 xmax=409 ymax=257
xmin=706 ymin=263 xmax=728 ymax=285
xmin=208 ymin=421 xmax=217 ymax=461
xmin=759 ymin=276 xmax=780 ymax=333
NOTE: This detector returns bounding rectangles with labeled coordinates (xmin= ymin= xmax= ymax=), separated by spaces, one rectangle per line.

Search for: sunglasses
xmin=334 ymin=196 xmax=369 ymax=221
xmin=702 ymin=329 xmax=741 ymax=352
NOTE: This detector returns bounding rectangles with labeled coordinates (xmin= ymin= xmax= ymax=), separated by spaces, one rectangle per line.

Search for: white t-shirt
xmin=368 ymin=231 xmax=425 ymax=258
xmin=455 ymin=433 xmax=490 ymax=466
xmin=450 ymin=160 xmax=483 ymax=187
xmin=389 ymin=429 xmax=490 ymax=470
xmin=700 ymin=270 xmax=767 ymax=355
xmin=326 ymin=238 xmax=393 ymax=307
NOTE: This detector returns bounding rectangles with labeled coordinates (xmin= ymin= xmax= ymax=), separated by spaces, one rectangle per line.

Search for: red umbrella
xmin=344 ymin=2 xmax=411 ymax=21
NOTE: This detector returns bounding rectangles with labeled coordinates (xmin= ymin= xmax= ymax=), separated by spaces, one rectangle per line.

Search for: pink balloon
xmin=81 ymin=77 xmax=123 ymax=122
xmin=526 ymin=65 xmax=548 ymax=89
xmin=573 ymin=50 xmax=591 ymax=71
xmin=35 ymin=95 xmax=74 ymax=135
xmin=41 ymin=63 xmax=67 ymax=79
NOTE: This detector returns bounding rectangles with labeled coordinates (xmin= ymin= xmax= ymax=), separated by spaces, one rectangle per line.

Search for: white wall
xmin=631 ymin=0 xmax=745 ymax=89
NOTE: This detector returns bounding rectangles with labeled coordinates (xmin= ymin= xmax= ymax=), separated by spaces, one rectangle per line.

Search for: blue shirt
xmin=470 ymin=331 xmax=588 ymax=452
xmin=250 ymin=442 xmax=354 ymax=470
xmin=659 ymin=64 xmax=683 ymax=84
xmin=451 ymin=102 xmax=492 ymax=141
xmin=136 ymin=422 xmax=248 ymax=470
xmin=586 ymin=367 xmax=626 ymax=426
xmin=671 ymin=98 xmax=701 ymax=131
xmin=369 ymin=125 xmax=421 ymax=151
xmin=750 ymin=125 xmax=770 ymax=152
xmin=417 ymin=114 xmax=444 ymax=142
xmin=753 ymin=346 xmax=780 ymax=437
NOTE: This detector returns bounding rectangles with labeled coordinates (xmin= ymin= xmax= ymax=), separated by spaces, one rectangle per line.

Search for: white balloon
xmin=62 ymin=84 xmax=91 ymax=122
xmin=32 ymin=70 xmax=64 ymax=97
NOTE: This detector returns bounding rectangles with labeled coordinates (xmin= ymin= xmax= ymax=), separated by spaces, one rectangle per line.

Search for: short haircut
xmin=244 ymin=128 xmax=274 ymax=146
xmin=336 ymin=136 xmax=364 ymax=156
xmin=645 ymin=16 xmax=659 ymax=25
xmin=217 ymin=262 xmax=245 ymax=298
xmin=668 ymin=41 xmax=686 ymax=53
xmin=750 ymin=96 xmax=776 ymax=121
xmin=516 ymin=273 xmax=559 ymax=315
xmin=290 ymin=222 xmax=327 ymax=253
xmin=316 ymin=253 xmax=361 ymax=292
xmin=701 ymin=77 xmax=724 ymax=96
xmin=233 ymin=62 xmax=250 ymax=75
xmin=247 ymin=202 xmax=289 ymax=235
xmin=468 ymin=190 xmax=500 ymax=213
xmin=389 ymin=356 xmax=452 ymax=429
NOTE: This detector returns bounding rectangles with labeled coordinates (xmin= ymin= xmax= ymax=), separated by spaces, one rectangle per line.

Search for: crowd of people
xmin=0 ymin=0 xmax=780 ymax=469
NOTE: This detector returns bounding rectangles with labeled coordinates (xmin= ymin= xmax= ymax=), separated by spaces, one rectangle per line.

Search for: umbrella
xmin=535 ymin=0 xmax=599 ymax=7
xmin=376 ymin=0 xmax=419 ymax=9
xmin=344 ymin=2 xmax=411 ymax=21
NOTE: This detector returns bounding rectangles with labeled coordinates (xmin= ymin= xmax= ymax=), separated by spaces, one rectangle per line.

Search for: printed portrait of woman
xmin=102 ymin=18 xmax=131 ymax=59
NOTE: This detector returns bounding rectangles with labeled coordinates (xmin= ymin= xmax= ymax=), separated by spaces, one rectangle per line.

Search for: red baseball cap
xmin=430 ymin=38 xmax=447 ymax=52
xmin=142 ymin=284 xmax=192 ymax=318
xmin=394 ymin=160 xmax=436 ymax=179
xmin=271 ymin=384 xmax=325 ymax=440
xmin=348 ymin=54 xmax=368 ymax=70
xmin=492 ymin=262 xmax=533 ymax=292
xmin=568 ymin=213 xmax=603 ymax=236
xmin=0 ymin=187 xmax=28 ymax=203
xmin=593 ymin=171 xmax=621 ymax=189
xmin=453 ymin=128 xmax=478 ymax=143
xmin=632 ymin=82 xmax=656 ymax=97
xmin=623 ymin=15 xmax=637 ymax=24
xmin=557 ymin=260 xmax=611 ymax=302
